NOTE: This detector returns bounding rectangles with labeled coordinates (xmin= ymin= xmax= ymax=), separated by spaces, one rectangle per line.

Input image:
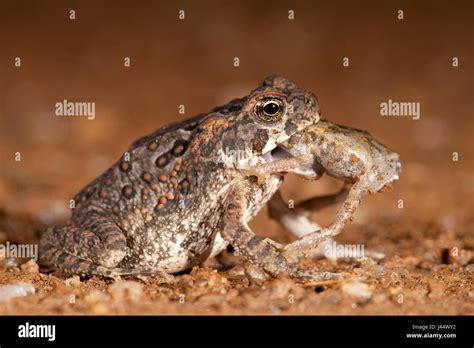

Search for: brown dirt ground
xmin=0 ymin=1 xmax=472 ymax=315
xmin=0 ymin=163 xmax=473 ymax=315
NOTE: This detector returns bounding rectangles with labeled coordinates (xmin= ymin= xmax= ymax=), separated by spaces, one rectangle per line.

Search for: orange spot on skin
xmin=120 ymin=162 xmax=130 ymax=171
xmin=351 ymin=154 xmax=359 ymax=163
xmin=198 ymin=118 xmax=229 ymax=138
xmin=159 ymin=175 xmax=167 ymax=182
xmin=173 ymin=145 xmax=184 ymax=155
xmin=167 ymin=191 xmax=174 ymax=200
xmin=157 ymin=156 xmax=167 ymax=167
xmin=160 ymin=196 xmax=167 ymax=204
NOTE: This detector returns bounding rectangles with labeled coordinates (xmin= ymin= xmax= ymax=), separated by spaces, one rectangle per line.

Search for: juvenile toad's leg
xmin=267 ymin=188 xmax=348 ymax=261
xmin=220 ymin=183 xmax=340 ymax=282
xmin=40 ymin=215 xmax=172 ymax=281
xmin=294 ymin=184 xmax=350 ymax=212
xmin=284 ymin=178 xmax=369 ymax=256
xmin=238 ymin=156 xmax=314 ymax=183
xmin=268 ymin=186 xmax=349 ymax=238
xmin=273 ymin=185 xmax=385 ymax=262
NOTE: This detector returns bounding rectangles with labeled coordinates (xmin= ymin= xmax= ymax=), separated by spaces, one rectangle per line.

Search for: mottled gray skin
xmin=40 ymin=76 xmax=326 ymax=280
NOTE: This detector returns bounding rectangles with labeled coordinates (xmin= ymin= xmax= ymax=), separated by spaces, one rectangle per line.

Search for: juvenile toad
xmin=40 ymin=76 xmax=400 ymax=282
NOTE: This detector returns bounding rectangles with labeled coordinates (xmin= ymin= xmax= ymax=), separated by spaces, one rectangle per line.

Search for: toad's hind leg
xmin=219 ymin=182 xmax=340 ymax=282
xmin=40 ymin=215 xmax=172 ymax=282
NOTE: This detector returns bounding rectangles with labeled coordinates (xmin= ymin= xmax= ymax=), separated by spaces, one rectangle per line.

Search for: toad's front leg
xmin=219 ymin=181 xmax=340 ymax=282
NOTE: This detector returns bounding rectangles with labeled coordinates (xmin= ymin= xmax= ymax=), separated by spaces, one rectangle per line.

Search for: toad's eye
xmin=254 ymin=97 xmax=285 ymax=123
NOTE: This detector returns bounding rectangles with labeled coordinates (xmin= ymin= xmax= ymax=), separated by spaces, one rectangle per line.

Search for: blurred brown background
xmin=0 ymin=0 xmax=473 ymax=316
xmin=0 ymin=0 xmax=472 ymax=230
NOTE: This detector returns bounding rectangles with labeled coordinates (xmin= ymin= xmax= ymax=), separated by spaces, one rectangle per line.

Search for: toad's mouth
xmin=269 ymin=145 xmax=293 ymax=161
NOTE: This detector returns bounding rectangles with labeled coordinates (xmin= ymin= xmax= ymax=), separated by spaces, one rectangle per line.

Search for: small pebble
xmin=227 ymin=265 xmax=246 ymax=280
xmin=20 ymin=259 xmax=39 ymax=273
xmin=64 ymin=276 xmax=82 ymax=287
xmin=341 ymin=281 xmax=373 ymax=301
xmin=108 ymin=281 xmax=143 ymax=302
xmin=375 ymin=266 xmax=386 ymax=277
xmin=0 ymin=283 xmax=35 ymax=302
xmin=6 ymin=258 xmax=18 ymax=269
xmin=244 ymin=264 xmax=269 ymax=285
